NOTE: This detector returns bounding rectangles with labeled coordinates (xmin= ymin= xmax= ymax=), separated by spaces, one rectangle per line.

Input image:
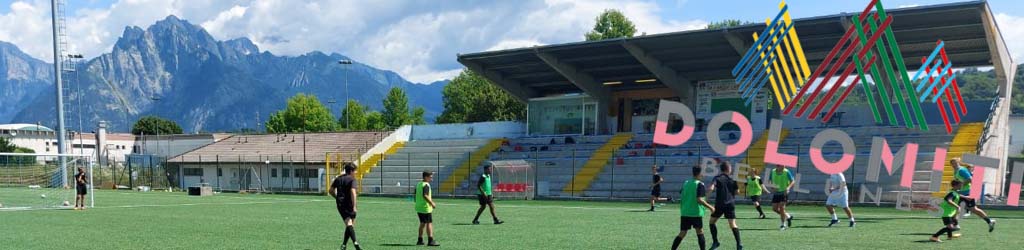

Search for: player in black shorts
xmin=74 ymin=167 xmax=88 ymax=210
xmin=472 ymin=164 xmax=504 ymax=225
xmin=707 ymin=162 xmax=742 ymax=250
xmin=649 ymin=165 xmax=672 ymax=211
xmin=330 ymin=163 xmax=362 ymax=250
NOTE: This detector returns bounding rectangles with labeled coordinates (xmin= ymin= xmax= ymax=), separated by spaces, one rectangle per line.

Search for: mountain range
xmin=0 ymin=15 xmax=446 ymax=133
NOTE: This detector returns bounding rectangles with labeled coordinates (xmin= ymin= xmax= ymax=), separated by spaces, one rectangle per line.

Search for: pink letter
xmin=653 ymin=100 xmax=695 ymax=146
xmin=764 ymin=119 xmax=797 ymax=167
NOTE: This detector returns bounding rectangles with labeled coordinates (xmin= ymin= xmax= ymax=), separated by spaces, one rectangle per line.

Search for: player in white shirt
xmin=825 ymin=173 xmax=855 ymax=227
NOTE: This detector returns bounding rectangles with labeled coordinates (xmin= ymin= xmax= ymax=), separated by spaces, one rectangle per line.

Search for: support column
xmin=536 ymin=51 xmax=612 ymax=134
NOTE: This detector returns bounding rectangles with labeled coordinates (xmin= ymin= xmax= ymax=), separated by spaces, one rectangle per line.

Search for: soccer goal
xmin=489 ymin=160 xmax=535 ymax=200
xmin=0 ymin=153 xmax=94 ymax=210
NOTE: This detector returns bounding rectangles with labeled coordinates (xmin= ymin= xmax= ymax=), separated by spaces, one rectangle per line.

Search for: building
xmin=167 ymin=131 xmax=391 ymax=192
xmin=0 ymin=123 xmax=59 ymax=154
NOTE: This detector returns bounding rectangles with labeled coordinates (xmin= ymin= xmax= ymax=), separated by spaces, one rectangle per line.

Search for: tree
xmin=265 ymin=93 xmax=338 ymax=133
xmin=365 ymin=111 xmax=387 ymax=130
xmin=585 ymin=9 xmax=636 ymax=41
xmin=340 ymin=99 xmax=369 ymax=130
xmin=382 ymin=87 xmax=410 ymax=128
xmin=131 ymin=116 xmax=184 ymax=135
xmin=706 ymin=19 xmax=753 ymax=29
xmin=437 ymin=69 xmax=526 ymax=123
xmin=0 ymin=137 xmax=35 ymax=164
xmin=410 ymin=107 xmax=427 ymax=125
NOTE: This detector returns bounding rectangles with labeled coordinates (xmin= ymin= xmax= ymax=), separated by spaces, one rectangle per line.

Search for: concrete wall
xmin=1010 ymin=115 xmax=1024 ymax=157
xmin=409 ymin=121 xmax=525 ymax=140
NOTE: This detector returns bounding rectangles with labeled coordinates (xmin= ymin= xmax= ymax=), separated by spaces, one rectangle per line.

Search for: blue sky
xmin=1 ymin=0 xmax=1022 ymax=83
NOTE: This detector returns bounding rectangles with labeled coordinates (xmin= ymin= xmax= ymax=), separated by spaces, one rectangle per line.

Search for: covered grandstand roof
xmin=457 ymin=1 xmax=1014 ymax=102
xmin=0 ymin=123 xmax=54 ymax=132
xmin=168 ymin=132 xmax=390 ymax=163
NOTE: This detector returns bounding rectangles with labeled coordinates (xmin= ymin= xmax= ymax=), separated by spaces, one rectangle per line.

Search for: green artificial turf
xmin=1 ymin=189 xmax=1021 ymax=249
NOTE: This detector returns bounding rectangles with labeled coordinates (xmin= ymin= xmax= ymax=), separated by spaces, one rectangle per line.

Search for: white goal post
xmin=0 ymin=153 xmax=94 ymax=210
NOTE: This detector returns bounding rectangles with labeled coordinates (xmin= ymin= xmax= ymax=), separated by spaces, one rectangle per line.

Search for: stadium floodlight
xmin=338 ymin=60 xmax=353 ymax=129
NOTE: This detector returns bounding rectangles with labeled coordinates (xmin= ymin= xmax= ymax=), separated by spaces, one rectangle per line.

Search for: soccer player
xmin=472 ymin=164 xmax=504 ymax=225
xmin=415 ymin=171 xmax=440 ymax=246
xmin=768 ymin=165 xmax=795 ymax=230
xmin=951 ymin=158 xmax=996 ymax=232
xmin=931 ymin=180 xmax=964 ymax=242
xmin=649 ymin=165 xmax=672 ymax=212
xmin=707 ymin=162 xmax=742 ymax=250
xmin=330 ymin=162 xmax=362 ymax=250
xmin=825 ymin=172 xmax=855 ymax=227
xmin=671 ymin=166 xmax=715 ymax=250
xmin=74 ymin=167 xmax=88 ymax=210
xmin=746 ymin=168 xmax=769 ymax=219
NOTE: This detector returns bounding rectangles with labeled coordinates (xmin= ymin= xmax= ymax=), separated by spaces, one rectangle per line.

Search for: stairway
xmin=440 ymin=139 xmax=506 ymax=193
xmin=932 ymin=123 xmax=983 ymax=198
xmin=742 ymin=129 xmax=788 ymax=195
xmin=562 ymin=133 xmax=634 ymax=194
xmin=355 ymin=142 xmax=405 ymax=181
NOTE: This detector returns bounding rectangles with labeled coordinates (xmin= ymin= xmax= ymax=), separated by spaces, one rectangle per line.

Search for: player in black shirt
xmin=649 ymin=165 xmax=672 ymax=211
xmin=74 ymin=167 xmax=88 ymax=210
xmin=330 ymin=162 xmax=362 ymax=250
xmin=707 ymin=162 xmax=742 ymax=250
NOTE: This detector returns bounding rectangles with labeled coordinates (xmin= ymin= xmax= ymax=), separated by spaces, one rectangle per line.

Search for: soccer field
xmin=1 ymin=190 xmax=1020 ymax=249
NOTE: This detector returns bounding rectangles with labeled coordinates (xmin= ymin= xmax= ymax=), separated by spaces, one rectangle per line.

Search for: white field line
xmin=5 ymin=194 xmax=1023 ymax=221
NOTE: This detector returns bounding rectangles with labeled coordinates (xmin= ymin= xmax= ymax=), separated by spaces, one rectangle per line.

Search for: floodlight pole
xmin=50 ymin=0 xmax=68 ymax=186
xmin=338 ymin=60 xmax=353 ymax=129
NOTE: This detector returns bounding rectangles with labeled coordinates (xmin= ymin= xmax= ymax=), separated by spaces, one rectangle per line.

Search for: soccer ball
xmin=62 ymin=201 xmax=70 ymax=206
xmin=40 ymin=194 xmax=46 ymax=199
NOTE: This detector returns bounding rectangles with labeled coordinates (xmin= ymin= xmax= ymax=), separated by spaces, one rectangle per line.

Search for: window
xmin=217 ymin=168 xmax=222 ymax=177
xmin=271 ymin=169 xmax=278 ymax=178
xmin=184 ymin=168 xmax=203 ymax=176
xmin=295 ymin=169 xmax=317 ymax=178
xmin=282 ymin=169 xmax=290 ymax=178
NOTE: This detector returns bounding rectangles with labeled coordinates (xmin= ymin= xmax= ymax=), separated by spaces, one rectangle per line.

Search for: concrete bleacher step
xmin=440 ymin=138 xmax=505 ymax=193
xmin=563 ymin=133 xmax=634 ymax=194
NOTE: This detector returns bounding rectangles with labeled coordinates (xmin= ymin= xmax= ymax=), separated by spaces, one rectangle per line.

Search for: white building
xmin=0 ymin=123 xmax=60 ymax=154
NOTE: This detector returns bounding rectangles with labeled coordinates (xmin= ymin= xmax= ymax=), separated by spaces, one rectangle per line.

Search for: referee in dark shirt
xmin=330 ymin=162 xmax=362 ymax=250
xmin=707 ymin=162 xmax=742 ymax=250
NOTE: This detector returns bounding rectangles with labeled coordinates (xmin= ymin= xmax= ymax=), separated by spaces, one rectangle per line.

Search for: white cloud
xmin=897 ymin=4 xmax=921 ymax=8
xmin=995 ymin=13 xmax=1024 ymax=63
xmin=0 ymin=0 xmax=708 ymax=83
xmin=0 ymin=0 xmax=57 ymax=61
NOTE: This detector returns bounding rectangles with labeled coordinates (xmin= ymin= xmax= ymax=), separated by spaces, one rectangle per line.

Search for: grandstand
xmin=440 ymin=1 xmax=1016 ymax=204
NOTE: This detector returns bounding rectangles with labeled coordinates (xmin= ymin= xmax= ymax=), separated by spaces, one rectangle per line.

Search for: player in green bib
xmin=472 ymin=164 xmax=504 ymax=225
xmin=415 ymin=171 xmax=439 ymax=246
xmin=768 ymin=166 xmax=795 ymax=230
xmin=931 ymin=180 xmax=963 ymax=242
xmin=950 ymin=158 xmax=995 ymax=232
xmin=671 ymin=166 xmax=715 ymax=250
xmin=745 ymin=168 xmax=769 ymax=219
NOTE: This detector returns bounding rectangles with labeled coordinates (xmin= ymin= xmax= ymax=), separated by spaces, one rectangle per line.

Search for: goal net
xmin=0 ymin=153 xmax=94 ymax=210
xmin=489 ymin=160 xmax=535 ymax=200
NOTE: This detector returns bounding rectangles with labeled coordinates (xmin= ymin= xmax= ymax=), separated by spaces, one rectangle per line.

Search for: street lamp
xmin=338 ymin=59 xmax=353 ymax=129
xmin=67 ymin=54 xmax=84 ymax=155
xmin=149 ymin=96 xmax=163 ymax=157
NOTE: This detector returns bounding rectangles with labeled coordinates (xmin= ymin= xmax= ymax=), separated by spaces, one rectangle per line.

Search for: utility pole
xmin=338 ymin=60 xmax=353 ymax=129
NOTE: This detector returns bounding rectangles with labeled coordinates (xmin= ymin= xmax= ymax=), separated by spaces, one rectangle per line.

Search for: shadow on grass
xmin=912 ymin=240 xmax=939 ymax=243
xmin=380 ymin=243 xmax=419 ymax=247
xmin=451 ymin=223 xmax=477 ymax=226
xmin=899 ymin=233 xmax=935 ymax=236
xmin=626 ymin=210 xmax=656 ymax=213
